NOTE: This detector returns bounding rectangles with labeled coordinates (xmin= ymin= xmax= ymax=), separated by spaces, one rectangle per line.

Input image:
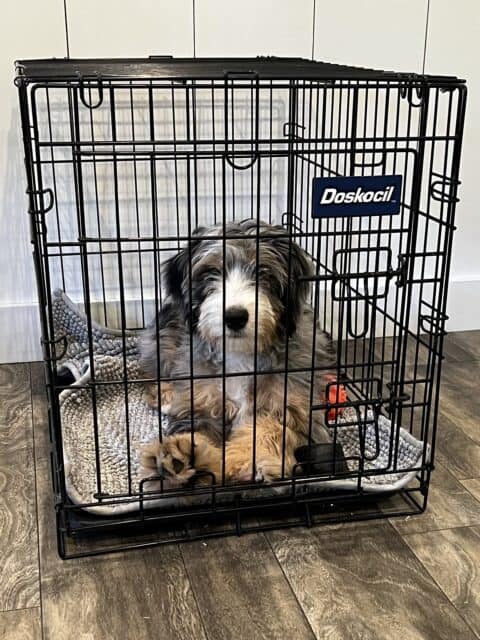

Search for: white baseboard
xmin=0 ymin=301 xmax=42 ymax=364
xmin=446 ymin=277 xmax=480 ymax=332
xmin=1 ymin=276 xmax=479 ymax=363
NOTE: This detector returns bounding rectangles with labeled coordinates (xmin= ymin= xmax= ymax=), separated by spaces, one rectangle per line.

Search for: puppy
xmin=139 ymin=219 xmax=335 ymax=485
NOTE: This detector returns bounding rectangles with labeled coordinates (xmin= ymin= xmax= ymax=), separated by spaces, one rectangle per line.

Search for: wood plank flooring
xmin=0 ymin=364 xmax=40 ymax=612
xmin=1 ymin=330 xmax=479 ymax=639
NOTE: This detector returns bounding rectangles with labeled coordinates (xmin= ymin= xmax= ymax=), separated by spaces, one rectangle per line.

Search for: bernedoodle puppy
xmin=139 ymin=219 xmax=335 ymax=487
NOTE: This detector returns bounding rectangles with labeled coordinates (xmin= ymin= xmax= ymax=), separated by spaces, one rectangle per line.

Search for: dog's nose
xmin=225 ymin=306 xmax=249 ymax=331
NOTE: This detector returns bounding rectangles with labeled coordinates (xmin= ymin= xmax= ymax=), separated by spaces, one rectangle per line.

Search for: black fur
xmin=269 ymin=235 xmax=312 ymax=337
xmin=163 ymin=229 xmax=207 ymax=327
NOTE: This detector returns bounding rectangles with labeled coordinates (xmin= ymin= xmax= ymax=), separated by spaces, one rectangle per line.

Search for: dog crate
xmin=16 ymin=57 xmax=466 ymax=558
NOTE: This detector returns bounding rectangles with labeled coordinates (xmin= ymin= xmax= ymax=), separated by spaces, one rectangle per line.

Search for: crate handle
xmin=27 ymin=187 xmax=54 ymax=215
xmin=283 ymin=121 xmax=306 ymax=138
xmin=399 ymin=76 xmax=426 ymax=107
xmin=347 ymin=289 xmax=370 ymax=338
xmin=430 ymin=174 xmax=461 ymax=204
xmin=282 ymin=212 xmax=303 ymax=234
xmin=420 ymin=312 xmax=448 ymax=336
xmin=224 ymin=70 xmax=259 ymax=170
xmin=42 ymin=334 xmax=68 ymax=361
xmin=351 ymin=150 xmax=387 ymax=170
xmin=78 ymin=74 xmax=104 ymax=109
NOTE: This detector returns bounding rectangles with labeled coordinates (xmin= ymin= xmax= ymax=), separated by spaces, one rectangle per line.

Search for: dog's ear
xmin=163 ymin=247 xmax=190 ymax=300
xmin=163 ymin=227 xmax=206 ymax=301
xmin=280 ymin=241 xmax=313 ymax=337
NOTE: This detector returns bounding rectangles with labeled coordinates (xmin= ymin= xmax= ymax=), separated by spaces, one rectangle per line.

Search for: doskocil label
xmin=312 ymin=175 xmax=402 ymax=218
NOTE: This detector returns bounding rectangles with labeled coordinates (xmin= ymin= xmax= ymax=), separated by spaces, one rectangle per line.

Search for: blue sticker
xmin=312 ymin=175 xmax=403 ymax=218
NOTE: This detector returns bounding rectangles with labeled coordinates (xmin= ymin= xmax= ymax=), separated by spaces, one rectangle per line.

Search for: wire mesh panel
xmin=16 ymin=57 xmax=466 ymax=558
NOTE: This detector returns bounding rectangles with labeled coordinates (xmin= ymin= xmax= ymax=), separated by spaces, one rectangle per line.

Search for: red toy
xmin=326 ymin=380 xmax=348 ymax=422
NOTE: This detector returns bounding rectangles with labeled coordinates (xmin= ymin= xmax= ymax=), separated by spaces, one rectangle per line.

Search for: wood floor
xmin=1 ymin=331 xmax=480 ymax=640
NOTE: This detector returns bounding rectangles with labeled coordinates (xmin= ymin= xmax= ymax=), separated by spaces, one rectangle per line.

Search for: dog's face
xmin=163 ymin=220 xmax=312 ymax=356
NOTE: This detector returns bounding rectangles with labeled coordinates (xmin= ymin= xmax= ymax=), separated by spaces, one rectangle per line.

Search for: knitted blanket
xmin=52 ymin=290 xmax=427 ymax=516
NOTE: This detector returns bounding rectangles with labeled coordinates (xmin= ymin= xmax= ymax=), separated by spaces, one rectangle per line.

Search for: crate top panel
xmin=15 ymin=56 xmax=465 ymax=85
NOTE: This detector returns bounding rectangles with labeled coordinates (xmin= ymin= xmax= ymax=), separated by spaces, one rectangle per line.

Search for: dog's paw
xmin=253 ymin=458 xmax=282 ymax=484
xmin=229 ymin=465 xmax=267 ymax=484
xmin=253 ymin=464 xmax=274 ymax=483
xmin=139 ymin=435 xmax=196 ymax=488
xmin=255 ymin=467 xmax=266 ymax=483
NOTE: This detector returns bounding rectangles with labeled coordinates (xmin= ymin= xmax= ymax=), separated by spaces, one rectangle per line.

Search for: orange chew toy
xmin=327 ymin=383 xmax=348 ymax=422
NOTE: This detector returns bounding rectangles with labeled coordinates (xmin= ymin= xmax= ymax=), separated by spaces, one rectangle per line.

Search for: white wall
xmin=0 ymin=0 xmax=478 ymax=362
xmin=424 ymin=0 xmax=480 ymax=332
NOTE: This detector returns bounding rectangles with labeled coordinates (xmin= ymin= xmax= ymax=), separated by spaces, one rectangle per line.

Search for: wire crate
xmin=16 ymin=57 xmax=466 ymax=558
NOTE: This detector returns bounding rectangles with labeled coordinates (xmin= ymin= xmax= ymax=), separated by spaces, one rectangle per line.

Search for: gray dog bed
xmin=52 ymin=290 xmax=428 ymax=516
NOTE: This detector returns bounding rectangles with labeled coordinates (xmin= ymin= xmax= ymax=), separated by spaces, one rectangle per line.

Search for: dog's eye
xmin=198 ymin=267 xmax=221 ymax=281
xmin=172 ymin=458 xmax=184 ymax=474
xmin=258 ymin=268 xmax=281 ymax=293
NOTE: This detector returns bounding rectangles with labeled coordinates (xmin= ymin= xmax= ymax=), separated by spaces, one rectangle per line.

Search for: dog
xmin=139 ymin=219 xmax=335 ymax=487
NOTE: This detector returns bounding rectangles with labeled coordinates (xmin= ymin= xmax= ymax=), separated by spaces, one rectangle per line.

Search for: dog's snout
xmin=225 ymin=306 xmax=249 ymax=331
